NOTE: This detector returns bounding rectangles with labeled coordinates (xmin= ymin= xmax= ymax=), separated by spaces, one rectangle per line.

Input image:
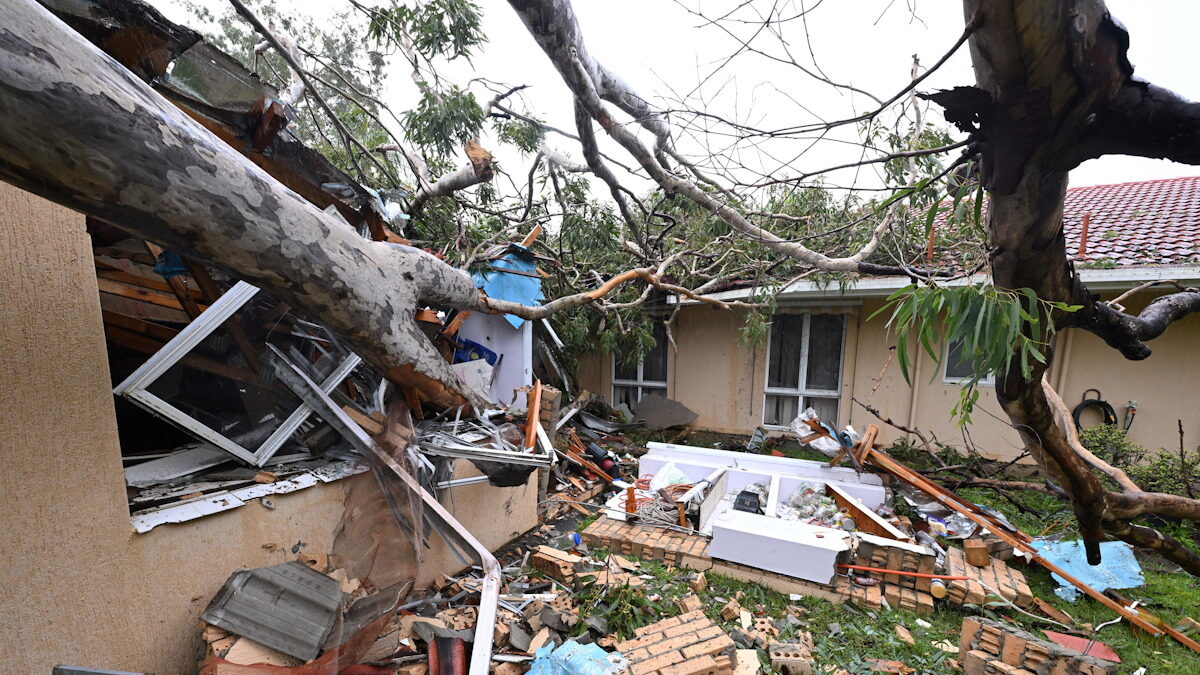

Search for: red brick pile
xmin=959 ymin=617 xmax=1117 ymax=675
xmin=614 ymin=610 xmax=736 ymax=675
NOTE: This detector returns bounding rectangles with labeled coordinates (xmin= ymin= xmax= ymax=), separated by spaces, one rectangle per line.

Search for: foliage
xmin=365 ymin=0 xmax=485 ymax=61
xmin=872 ymin=283 xmax=1080 ymax=424
xmin=493 ymin=117 xmax=545 ymax=155
xmin=1080 ymin=425 xmax=1200 ymax=498
xmin=402 ymin=85 xmax=484 ymax=157
xmin=1079 ymin=424 xmax=1148 ymax=467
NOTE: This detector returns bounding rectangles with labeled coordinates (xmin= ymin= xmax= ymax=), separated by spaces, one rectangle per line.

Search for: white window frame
xmin=113 ymin=281 xmax=362 ymax=466
xmin=762 ymin=313 xmax=846 ymax=428
xmin=612 ymin=336 xmax=668 ymax=405
xmin=942 ymin=339 xmax=996 ymax=386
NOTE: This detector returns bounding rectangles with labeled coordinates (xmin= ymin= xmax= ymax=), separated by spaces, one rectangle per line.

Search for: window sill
xmin=129 ymin=460 xmax=366 ymax=533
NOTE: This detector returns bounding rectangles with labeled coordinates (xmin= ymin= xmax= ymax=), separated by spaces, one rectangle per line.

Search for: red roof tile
xmin=1063 ymin=176 xmax=1200 ymax=266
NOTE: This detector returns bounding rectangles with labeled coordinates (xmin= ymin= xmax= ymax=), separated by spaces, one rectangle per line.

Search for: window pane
xmin=945 ymin=339 xmax=975 ymax=380
xmin=767 ymin=314 xmax=804 ymax=389
xmin=805 ymin=314 xmax=844 ymax=391
xmin=613 ymin=385 xmax=638 ymax=409
xmin=764 ymin=394 xmax=800 ymax=426
xmin=614 ymin=356 xmax=637 ymax=381
xmin=806 ymin=395 xmax=839 ymax=425
xmin=641 ymin=322 xmax=668 ymax=383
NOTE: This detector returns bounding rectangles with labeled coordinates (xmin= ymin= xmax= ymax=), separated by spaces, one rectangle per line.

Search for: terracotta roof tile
xmin=1063 ymin=175 xmax=1200 ymax=266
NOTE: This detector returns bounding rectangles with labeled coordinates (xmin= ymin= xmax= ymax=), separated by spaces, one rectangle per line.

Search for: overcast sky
xmin=157 ymin=0 xmax=1200 ymax=192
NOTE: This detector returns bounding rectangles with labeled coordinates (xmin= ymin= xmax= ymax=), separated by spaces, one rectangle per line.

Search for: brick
xmin=768 ymin=642 xmax=813 ymax=675
xmin=624 ymin=647 xmax=651 ymax=663
xmin=659 ymin=655 xmax=722 ymax=675
xmin=664 ymin=621 xmax=702 ymax=639
xmin=650 ymin=635 xmax=698 ymax=656
xmin=630 ymin=652 xmax=685 ymax=675
xmin=961 ymin=649 xmax=992 ymax=675
xmin=720 ymin=599 xmax=743 ymax=621
xmin=682 ymin=635 xmax=735 ymax=659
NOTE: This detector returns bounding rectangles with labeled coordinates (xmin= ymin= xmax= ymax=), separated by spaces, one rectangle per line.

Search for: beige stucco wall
xmin=848 ymin=298 xmax=1024 ymax=458
xmin=0 ymin=183 xmax=535 ymax=674
xmin=575 ymin=291 xmax=1196 ymax=462
xmin=1052 ymin=293 xmax=1200 ymax=454
xmin=577 ymin=304 xmax=859 ymax=435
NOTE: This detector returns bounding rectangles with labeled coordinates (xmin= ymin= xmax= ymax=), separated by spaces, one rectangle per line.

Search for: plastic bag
xmin=647 ymin=461 xmax=690 ymax=490
xmin=790 ymin=408 xmax=843 ymax=457
xmin=528 ymin=640 xmax=629 ymax=675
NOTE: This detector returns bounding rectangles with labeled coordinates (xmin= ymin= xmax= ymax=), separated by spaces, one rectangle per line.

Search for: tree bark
xmin=0 ymin=0 xmax=483 ymax=409
xmin=961 ymin=0 xmax=1200 ymax=569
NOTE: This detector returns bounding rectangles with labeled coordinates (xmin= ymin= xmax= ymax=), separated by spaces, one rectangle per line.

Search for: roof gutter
xmin=674 ymin=265 xmax=1200 ymax=305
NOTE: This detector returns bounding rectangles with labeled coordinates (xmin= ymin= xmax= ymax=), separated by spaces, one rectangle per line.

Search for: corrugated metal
xmin=200 ymin=561 xmax=345 ymax=662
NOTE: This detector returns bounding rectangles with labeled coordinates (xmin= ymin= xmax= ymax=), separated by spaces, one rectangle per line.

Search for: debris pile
xmin=959 ymin=616 xmax=1119 ymax=675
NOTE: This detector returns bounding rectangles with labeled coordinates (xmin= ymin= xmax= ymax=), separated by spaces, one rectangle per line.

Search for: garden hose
xmin=1072 ymin=388 xmax=1118 ymax=430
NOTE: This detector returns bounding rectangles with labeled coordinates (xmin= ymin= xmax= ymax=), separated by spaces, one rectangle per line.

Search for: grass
xmin=554 ymin=439 xmax=1200 ymax=672
xmin=568 ymin=548 xmax=1200 ymax=673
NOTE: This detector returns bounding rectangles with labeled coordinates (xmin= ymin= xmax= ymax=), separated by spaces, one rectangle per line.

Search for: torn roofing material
xmin=201 ymin=561 xmax=345 ymax=662
xmin=472 ymin=245 xmax=544 ymax=329
xmin=38 ymin=0 xmax=374 ymax=227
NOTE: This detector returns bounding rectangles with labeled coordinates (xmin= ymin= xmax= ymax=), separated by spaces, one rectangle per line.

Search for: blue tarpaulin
xmin=472 ymin=245 xmax=543 ymax=329
xmin=527 ymin=640 xmax=626 ymax=675
xmin=1029 ymin=539 xmax=1145 ymax=601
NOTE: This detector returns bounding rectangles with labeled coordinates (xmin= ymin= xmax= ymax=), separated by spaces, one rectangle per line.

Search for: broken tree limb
xmin=0 ymin=0 xmax=485 ymax=410
xmin=1041 ymin=377 xmax=1141 ymax=492
xmin=505 ymin=0 xmax=917 ymax=276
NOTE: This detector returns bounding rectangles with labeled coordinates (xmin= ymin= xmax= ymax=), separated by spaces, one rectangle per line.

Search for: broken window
xmin=944 ymin=339 xmax=996 ymax=385
xmin=90 ymin=222 xmax=384 ymax=527
xmin=763 ymin=313 xmax=845 ymax=426
xmin=612 ymin=321 xmax=668 ymax=408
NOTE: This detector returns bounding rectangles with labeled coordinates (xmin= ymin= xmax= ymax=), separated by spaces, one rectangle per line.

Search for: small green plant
xmin=1079 ymin=424 xmax=1147 ymax=467
xmin=870 ymin=283 xmax=1079 ymax=424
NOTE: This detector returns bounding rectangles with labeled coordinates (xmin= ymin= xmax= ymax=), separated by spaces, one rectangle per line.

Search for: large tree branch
xmin=506 ymin=0 xmax=929 ymax=277
xmin=1071 ymin=289 xmax=1200 ymax=360
xmin=0 ymin=0 xmax=483 ymax=411
xmin=1083 ymin=81 xmax=1200 ymax=166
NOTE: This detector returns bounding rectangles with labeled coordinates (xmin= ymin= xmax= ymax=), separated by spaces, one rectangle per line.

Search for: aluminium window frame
xmin=761 ymin=312 xmax=847 ymax=427
xmin=112 ymin=281 xmax=362 ymax=466
xmin=611 ymin=337 xmax=668 ymax=405
xmin=942 ymin=338 xmax=997 ymax=386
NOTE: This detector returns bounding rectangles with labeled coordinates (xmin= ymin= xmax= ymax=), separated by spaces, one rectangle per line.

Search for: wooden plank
xmin=101 ymin=309 xmax=180 ymax=342
xmin=96 ymin=267 xmax=206 ymax=299
xmin=343 ymin=405 xmax=384 ymax=436
xmin=144 ymin=241 xmax=204 ymax=320
xmin=97 ymin=276 xmax=209 ymax=313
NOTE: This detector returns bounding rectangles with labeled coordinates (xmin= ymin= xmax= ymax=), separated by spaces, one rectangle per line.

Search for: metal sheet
xmin=123 ymin=443 xmax=230 ymax=487
xmin=200 ymin=561 xmax=344 ymax=662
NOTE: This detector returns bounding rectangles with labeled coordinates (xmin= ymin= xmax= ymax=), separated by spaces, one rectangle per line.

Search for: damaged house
xmin=578 ymin=176 xmax=1200 ymax=460
xmin=0 ymin=3 xmax=541 ymax=672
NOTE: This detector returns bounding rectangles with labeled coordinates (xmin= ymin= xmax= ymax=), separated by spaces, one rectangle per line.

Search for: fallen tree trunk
xmin=0 ymin=0 xmax=492 ymax=408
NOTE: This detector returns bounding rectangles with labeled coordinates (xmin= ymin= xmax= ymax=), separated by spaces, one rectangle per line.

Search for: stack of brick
xmin=944 ymin=548 xmax=1034 ymax=608
xmin=959 ymin=617 xmax=1118 ymax=675
xmin=614 ymin=610 xmax=736 ymax=675
xmin=582 ymin=516 xmax=709 ymax=568
xmin=977 ymin=534 xmax=1016 ymax=561
xmin=531 ymin=545 xmax=583 ymax=583
xmin=832 ymin=576 xmax=934 ymax=616
xmin=852 ymin=538 xmax=937 ymax=592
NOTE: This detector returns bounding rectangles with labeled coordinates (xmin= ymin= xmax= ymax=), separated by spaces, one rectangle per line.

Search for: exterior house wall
xmin=578 ymin=304 xmax=860 ymax=435
xmin=576 ymin=292 xmax=1196 ymax=462
xmin=0 ymin=183 xmax=535 ymax=674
